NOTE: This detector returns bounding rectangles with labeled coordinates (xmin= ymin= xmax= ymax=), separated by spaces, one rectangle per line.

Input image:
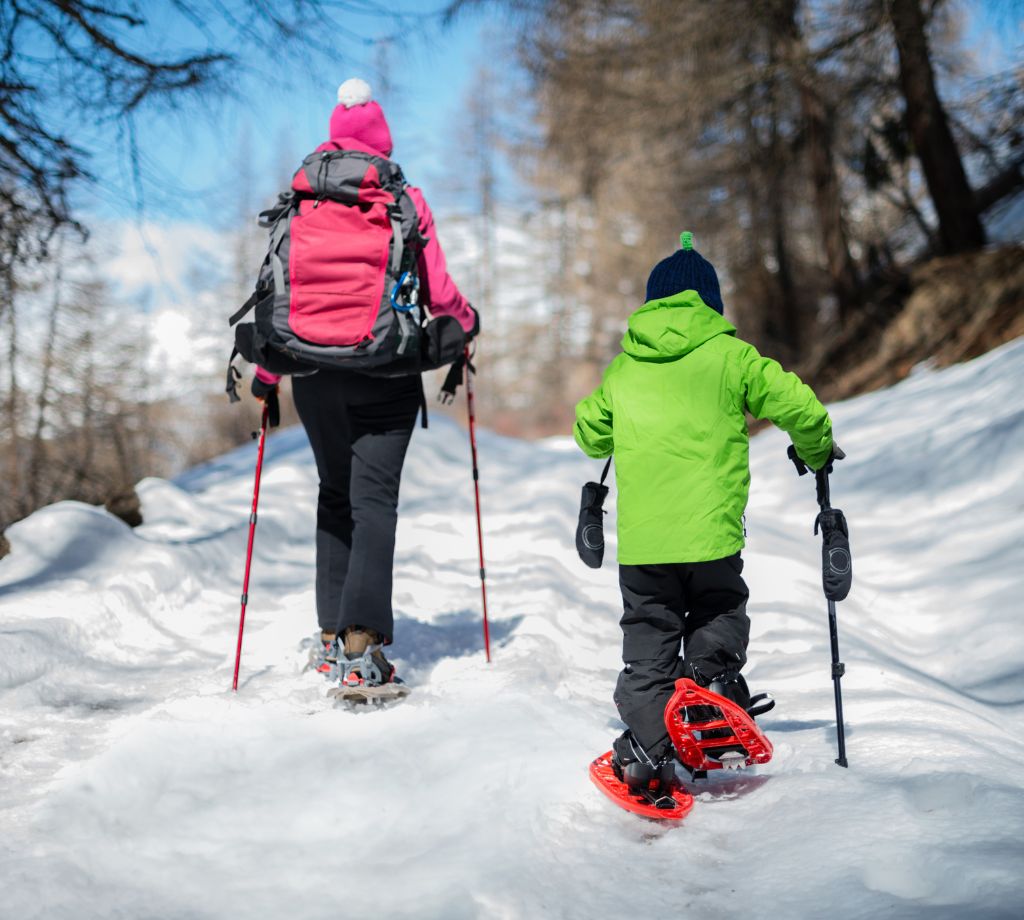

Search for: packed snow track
xmin=2 ymin=341 xmax=1024 ymax=919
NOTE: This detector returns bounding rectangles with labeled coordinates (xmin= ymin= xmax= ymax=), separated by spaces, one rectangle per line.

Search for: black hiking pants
xmin=614 ymin=554 xmax=750 ymax=760
xmin=292 ymin=369 xmax=421 ymax=643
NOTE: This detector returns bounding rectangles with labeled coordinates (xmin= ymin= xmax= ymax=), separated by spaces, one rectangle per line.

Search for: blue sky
xmin=76 ymin=3 xmax=499 ymax=227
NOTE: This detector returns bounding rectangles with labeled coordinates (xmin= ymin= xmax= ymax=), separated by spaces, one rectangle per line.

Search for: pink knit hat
xmin=328 ymin=78 xmax=393 ymax=156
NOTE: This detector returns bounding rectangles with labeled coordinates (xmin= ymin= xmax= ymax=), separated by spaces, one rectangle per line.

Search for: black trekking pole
xmin=788 ymin=445 xmax=852 ymax=767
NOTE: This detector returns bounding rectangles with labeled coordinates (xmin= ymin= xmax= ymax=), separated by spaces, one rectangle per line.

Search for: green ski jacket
xmin=574 ymin=290 xmax=833 ymax=565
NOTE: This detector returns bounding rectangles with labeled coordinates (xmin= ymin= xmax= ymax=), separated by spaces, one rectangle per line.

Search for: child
xmin=574 ymin=232 xmax=835 ymax=787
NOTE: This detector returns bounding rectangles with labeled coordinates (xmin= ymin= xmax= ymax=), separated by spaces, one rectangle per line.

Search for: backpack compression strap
xmin=228 ymin=290 xmax=261 ymax=327
xmin=226 ymin=348 xmax=242 ymax=403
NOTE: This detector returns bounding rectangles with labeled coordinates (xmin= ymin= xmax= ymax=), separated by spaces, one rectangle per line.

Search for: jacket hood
xmin=621 ymin=289 xmax=736 ymax=360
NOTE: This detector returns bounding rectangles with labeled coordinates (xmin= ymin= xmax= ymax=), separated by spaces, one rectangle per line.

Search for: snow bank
xmin=2 ymin=340 xmax=1023 ymax=919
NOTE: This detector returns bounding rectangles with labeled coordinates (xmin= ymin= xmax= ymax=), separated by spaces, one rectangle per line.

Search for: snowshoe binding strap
xmin=226 ymin=348 xmax=242 ymax=403
xmin=746 ymin=692 xmax=776 ymax=719
xmin=620 ymin=758 xmax=679 ymax=805
xmin=340 ymin=645 xmax=391 ymax=688
xmin=307 ymin=635 xmax=340 ymax=679
xmin=664 ymin=678 xmax=773 ymax=773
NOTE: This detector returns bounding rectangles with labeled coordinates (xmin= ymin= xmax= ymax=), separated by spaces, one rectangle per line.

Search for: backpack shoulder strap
xmin=394 ymin=185 xmax=426 ymax=250
xmin=258 ymin=191 xmax=295 ymax=227
xmin=387 ymin=202 xmax=405 ymax=277
xmin=229 ymin=191 xmax=295 ymax=327
xmin=267 ymin=208 xmax=291 ymax=295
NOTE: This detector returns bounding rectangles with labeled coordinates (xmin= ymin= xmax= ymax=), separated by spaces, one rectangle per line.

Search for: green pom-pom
xmin=680 ymin=231 xmax=693 ymax=250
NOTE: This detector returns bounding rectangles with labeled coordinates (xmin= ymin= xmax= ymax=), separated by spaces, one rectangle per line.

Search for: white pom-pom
xmin=337 ymin=78 xmax=373 ymax=108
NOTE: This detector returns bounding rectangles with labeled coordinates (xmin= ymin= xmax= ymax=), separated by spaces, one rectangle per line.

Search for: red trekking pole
xmin=232 ymin=403 xmax=270 ymax=691
xmin=463 ymin=347 xmax=492 ymax=663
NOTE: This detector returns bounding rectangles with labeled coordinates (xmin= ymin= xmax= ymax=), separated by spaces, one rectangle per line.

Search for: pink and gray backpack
xmin=227 ymin=144 xmax=465 ymax=391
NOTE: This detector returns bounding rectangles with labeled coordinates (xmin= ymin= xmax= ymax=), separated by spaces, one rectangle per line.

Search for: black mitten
xmin=576 ymin=459 xmax=612 ymax=569
xmin=251 ymin=377 xmax=281 ymax=428
xmin=815 ymin=508 xmax=852 ymax=601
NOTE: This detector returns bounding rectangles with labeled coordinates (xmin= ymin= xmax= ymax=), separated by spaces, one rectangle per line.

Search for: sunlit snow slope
xmin=2 ymin=340 xmax=1023 ymax=920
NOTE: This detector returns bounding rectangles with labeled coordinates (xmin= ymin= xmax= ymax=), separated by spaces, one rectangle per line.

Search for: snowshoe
xmin=664 ymin=678 xmax=773 ymax=774
xmin=306 ymin=633 xmax=340 ymax=679
xmin=589 ymin=751 xmax=693 ymax=822
xmin=326 ymin=628 xmax=410 ymax=706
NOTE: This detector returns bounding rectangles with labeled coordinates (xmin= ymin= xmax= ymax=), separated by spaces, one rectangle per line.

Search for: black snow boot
xmin=708 ymin=670 xmax=751 ymax=710
xmin=690 ymin=667 xmax=775 ymax=719
xmin=611 ymin=732 xmax=677 ymax=793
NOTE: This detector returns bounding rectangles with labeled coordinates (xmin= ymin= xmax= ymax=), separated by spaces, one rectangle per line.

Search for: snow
xmin=3 ymin=340 xmax=1024 ymax=919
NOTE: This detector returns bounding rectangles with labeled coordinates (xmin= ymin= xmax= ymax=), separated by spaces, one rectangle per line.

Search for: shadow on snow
xmin=391 ymin=609 xmax=523 ymax=680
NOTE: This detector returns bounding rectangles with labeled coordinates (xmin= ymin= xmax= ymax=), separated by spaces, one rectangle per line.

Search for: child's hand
xmin=823 ymin=443 xmax=845 ymax=473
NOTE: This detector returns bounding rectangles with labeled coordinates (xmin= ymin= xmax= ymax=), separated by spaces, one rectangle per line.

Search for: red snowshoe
xmin=588 ymin=751 xmax=694 ymax=822
xmin=664 ymin=678 xmax=773 ymax=773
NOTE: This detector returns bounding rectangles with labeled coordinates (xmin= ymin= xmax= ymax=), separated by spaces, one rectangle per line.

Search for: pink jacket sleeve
xmin=254 ymin=366 xmax=281 ymax=385
xmin=406 ymin=186 xmax=475 ymax=333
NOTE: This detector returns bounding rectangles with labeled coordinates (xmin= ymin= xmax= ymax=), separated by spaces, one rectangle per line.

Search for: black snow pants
xmin=614 ymin=554 xmax=750 ymax=760
xmin=291 ymin=369 xmax=421 ymax=643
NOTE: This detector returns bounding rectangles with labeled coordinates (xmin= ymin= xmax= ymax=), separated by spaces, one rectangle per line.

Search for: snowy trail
xmin=3 ymin=341 xmax=1024 ymax=919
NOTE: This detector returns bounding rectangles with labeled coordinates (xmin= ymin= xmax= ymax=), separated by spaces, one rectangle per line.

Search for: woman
xmin=252 ymin=79 xmax=478 ymax=693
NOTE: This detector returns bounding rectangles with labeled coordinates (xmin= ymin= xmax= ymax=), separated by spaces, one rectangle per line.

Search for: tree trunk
xmin=741 ymin=78 xmax=805 ymax=359
xmin=888 ymin=0 xmax=986 ymax=253
xmin=771 ymin=0 xmax=861 ymax=325
xmin=471 ymin=63 xmax=498 ymax=334
xmin=765 ymin=38 xmax=805 ymax=355
xmin=799 ymin=82 xmax=862 ymax=323
xmin=3 ymin=264 xmax=22 ymax=525
xmin=27 ymin=243 xmax=64 ymax=509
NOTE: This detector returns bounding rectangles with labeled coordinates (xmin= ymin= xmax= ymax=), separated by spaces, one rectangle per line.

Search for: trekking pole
xmin=232 ymin=403 xmax=270 ymax=691
xmin=463 ymin=347 xmax=492 ymax=663
xmin=788 ymin=445 xmax=852 ymax=767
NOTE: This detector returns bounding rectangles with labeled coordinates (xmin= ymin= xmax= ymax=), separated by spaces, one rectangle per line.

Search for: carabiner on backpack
xmin=390 ymin=271 xmax=419 ymax=313
xmin=391 ymin=271 xmax=420 ymax=357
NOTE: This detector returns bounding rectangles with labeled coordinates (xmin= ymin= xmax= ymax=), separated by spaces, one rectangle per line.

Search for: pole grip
xmin=787 ymin=444 xmax=809 ymax=476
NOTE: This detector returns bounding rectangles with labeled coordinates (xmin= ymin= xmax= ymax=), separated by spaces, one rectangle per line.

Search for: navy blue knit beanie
xmin=645 ymin=232 xmax=724 ymax=314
